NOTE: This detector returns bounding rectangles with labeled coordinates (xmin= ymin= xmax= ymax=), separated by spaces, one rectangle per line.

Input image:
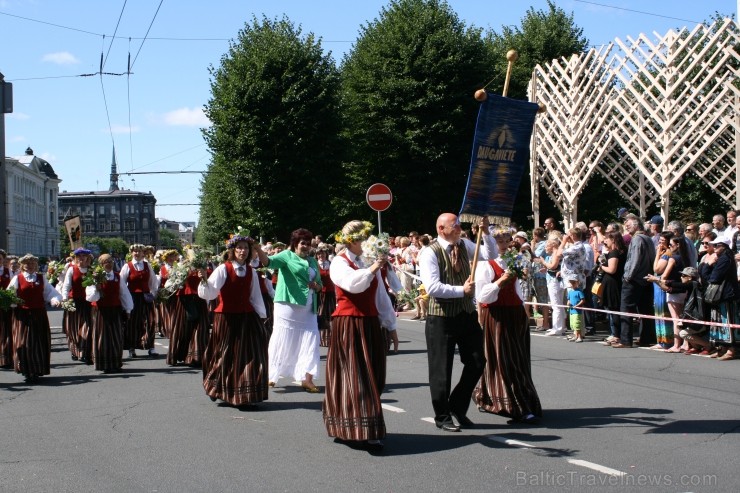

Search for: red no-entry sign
xmin=366 ymin=183 xmax=393 ymax=212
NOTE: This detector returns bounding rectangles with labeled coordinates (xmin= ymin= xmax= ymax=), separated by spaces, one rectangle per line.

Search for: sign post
xmin=366 ymin=183 xmax=392 ymax=234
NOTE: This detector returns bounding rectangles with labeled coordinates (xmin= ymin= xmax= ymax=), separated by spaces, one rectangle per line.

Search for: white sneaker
xmin=545 ymin=329 xmax=563 ymax=336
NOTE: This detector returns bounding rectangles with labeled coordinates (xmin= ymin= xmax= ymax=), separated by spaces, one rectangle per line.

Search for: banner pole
xmin=502 ymin=49 xmax=518 ymax=98
xmin=469 ymin=49 xmax=518 ymax=279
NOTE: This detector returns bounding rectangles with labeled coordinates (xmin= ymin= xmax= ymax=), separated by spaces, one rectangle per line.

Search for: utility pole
xmin=0 ymin=72 xmax=12 ymax=251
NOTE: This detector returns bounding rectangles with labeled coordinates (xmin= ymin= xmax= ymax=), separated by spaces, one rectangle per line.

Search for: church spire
xmin=109 ymin=145 xmax=119 ymax=191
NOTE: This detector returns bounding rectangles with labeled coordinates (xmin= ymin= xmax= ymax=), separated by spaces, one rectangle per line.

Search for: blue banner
xmin=459 ymin=93 xmax=539 ymax=224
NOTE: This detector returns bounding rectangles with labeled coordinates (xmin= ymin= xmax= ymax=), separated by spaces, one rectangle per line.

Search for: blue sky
xmin=1 ymin=0 xmax=736 ymax=224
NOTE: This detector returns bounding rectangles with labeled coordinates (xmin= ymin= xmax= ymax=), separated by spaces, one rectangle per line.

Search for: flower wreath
xmin=490 ymin=225 xmax=516 ymax=239
xmin=225 ymin=226 xmax=254 ymax=249
xmin=334 ymin=221 xmax=374 ymax=244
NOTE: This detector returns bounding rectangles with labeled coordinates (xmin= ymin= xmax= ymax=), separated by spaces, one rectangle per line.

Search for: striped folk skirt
xmin=202 ymin=311 xmax=269 ymax=406
xmin=473 ymin=305 xmax=542 ymax=420
xmin=318 ymin=290 xmax=336 ymax=347
xmin=63 ymin=299 xmax=93 ymax=360
xmin=157 ymin=296 xmax=176 ymax=338
xmin=124 ymin=293 xmax=156 ymax=350
xmin=91 ymin=306 xmax=124 ymax=372
xmin=323 ymin=315 xmax=387 ymax=442
xmin=0 ymin=309 xmax=13 ymax=367
xmin=167 ymin=294 xmax=209 ymax=366
xmin=12 ymin=308 xmax=51 ymax=377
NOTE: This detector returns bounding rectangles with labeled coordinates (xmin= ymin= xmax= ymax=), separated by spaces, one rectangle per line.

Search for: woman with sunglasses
xmin=649 ymin=232 xmax=675 ymax=350
xmin=650 ymin=236 xmax=690 ymax=352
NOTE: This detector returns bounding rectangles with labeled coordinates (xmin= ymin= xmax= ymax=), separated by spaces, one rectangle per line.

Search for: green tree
xmin=157 ymin=229 xmax=181 ymax=251
xmin=338 ymin=0 xmax=492 ymax=233
xmin=85 ymin=236 xmax=129 ymax=256
xmin=200 ymin=16 xmax=342 ymax=244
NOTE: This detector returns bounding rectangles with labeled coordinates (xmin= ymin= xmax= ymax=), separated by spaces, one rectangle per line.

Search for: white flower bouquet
xmin=361 ymin=233 xmax=391 ymax=262
xmin=60 ymin=299 xmax=77 ymax=312
xmin=160 ymin=263 xmax=189 ymax=300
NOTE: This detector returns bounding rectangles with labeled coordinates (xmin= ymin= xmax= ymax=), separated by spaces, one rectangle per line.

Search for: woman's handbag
xmin=591 ymin=280 xmax=604 ymax=298
xmin=703 ymin=281 xmax=725 ymax=305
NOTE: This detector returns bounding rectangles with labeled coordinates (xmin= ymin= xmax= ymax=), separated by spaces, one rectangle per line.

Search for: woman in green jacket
xmin=255 ymin=229 xmax=322 ymax=392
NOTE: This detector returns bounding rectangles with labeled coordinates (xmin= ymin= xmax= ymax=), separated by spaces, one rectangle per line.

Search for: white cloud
xmin=41 ymin=51 xmax=80 ymax=65
xmin=7 ymin=112 xmax=30 ymax=120
xmin=162 ymin=107 xmax=211 ymax=127
xmin=39 ymin=152 xmax=57 ymax=163
xmin=110 ymin=124 xmax=141 ymax=134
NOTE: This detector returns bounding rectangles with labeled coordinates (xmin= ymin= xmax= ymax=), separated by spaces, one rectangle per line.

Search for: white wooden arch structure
xmin=529 ymin=18 xmax=740 ymax=229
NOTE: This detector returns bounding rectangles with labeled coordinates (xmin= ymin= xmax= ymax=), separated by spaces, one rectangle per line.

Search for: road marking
xmin=487 ymin=436 xmax=537 ymax=449
xmin=421 ymin=417 xmax=436 ymax=425
xmin=155 ymin=342 xmax=169 ymax=350
xmin=381 ymin=403 xmax=405 ymax=413
xmin=567 ymin=459 xmax=627 ymax=477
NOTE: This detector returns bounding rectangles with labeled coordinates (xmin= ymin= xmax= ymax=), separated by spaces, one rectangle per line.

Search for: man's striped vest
xmin=427 ymin=241 xmax=475 ymax=317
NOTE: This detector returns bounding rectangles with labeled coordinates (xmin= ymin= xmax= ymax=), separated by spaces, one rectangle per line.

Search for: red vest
xmin=17 ymin=274 xmax=45 ymax=310
xmin=70 ymin=265 xmax=86 ymax=300
xmin=127 ymin=261 xmax=151 ymax=293
xmin=0 ymin=268 xmax=9 ymax=289
xmin=159 ymin=264 xmax=170 ymax=288
xmin=319 ymin=264 xmax=334 ymax=293
xmin=95 ymin=272 xmax=122 ymax=308
xmin=215 ymin=263 xmax=255 ymax=314
xmin=180 ymin=271 xmax=201 ymax=296
xmin=332 ymin=254 xmax=378 ymax=317
xmin=480 ymin=260 xmax=521 ymax=308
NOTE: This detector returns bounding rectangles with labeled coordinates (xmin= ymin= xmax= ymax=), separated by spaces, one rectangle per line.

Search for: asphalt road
xmin=1 ymin=308 xmax=738 ymax=492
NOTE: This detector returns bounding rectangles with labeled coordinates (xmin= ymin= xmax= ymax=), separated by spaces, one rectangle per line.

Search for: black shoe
xmin=366 ymin=440 xmax=384 ymax=453
xmin=148 ymin=350 xmax=159 ymax=358
xmin=585 ymin=328 xmax=596 ymax=336
xmin=435 ymin=418 xmax=460 ymax=432
xmin=451 ymin=412 xmax=475 ymax=428
xmin=70 ymin=354 xmax=78 ymax=361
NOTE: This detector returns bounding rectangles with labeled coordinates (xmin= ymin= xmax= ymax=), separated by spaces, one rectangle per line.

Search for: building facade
xmin=3 ymin=147 xmax=61 ymax=257
xmin=58 ymin=148 xmax=158 ymax=247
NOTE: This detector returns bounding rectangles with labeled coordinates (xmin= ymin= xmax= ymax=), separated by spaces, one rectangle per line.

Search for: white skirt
xmin=268 ymin=295 xmax=320 ymax=382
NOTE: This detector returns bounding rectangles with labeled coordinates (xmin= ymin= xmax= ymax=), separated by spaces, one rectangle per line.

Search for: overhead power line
xmin=573 ymin=0 xmax=702 ymax=25
xmin=119 ymin=171 xmax=206 ymax=175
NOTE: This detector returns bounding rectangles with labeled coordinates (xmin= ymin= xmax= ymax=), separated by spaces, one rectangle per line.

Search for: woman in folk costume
xmin=0 ymin=249 xmax=14 ymax=368
xmin=120 ymin=244 xmax=160 ymax=359
xmin=8 ymin=254 xmax=61 ymax=382
xmin=167 ymin=248 xmax=210 ymax=367
xmin=86 ymin=254 xmax=133 ymax=373
xmin=473 ymin=227 xmax=542 ymax=424
xmin=253 ymin=229 xmax=322 ymax=392
xmin=198 ymin=232 xmax=268 ymax=406
xmin=156 ymin=250 xmax=179 ymax=338
xmin=323 ymin=221 xmax=399 ymax=451
xmin=61 ymin=248 xmax=95 ymax=363
xmin=316 ymin=243 xmax=335 ymax=347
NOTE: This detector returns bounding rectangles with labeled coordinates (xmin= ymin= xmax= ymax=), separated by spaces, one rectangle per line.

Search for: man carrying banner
xmin=419 ymin=213 xmax=495 ymax=432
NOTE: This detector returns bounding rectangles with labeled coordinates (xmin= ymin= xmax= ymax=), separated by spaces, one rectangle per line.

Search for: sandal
xmin=664 ymin=347 xmax=683 ymax=353
xmin=301 ymin=382 xmax=320 ymax=393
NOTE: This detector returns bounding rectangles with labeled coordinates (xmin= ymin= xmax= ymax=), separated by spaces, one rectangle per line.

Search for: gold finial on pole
xmin=503 ymin=49 xmax=518 ymax=97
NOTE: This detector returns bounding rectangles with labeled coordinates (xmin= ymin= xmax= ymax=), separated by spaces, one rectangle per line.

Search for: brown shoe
xmin=611 ymin=343 xmax=634 ymax=348
xmin=717 ymin=351 xmax=735 ymax=361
